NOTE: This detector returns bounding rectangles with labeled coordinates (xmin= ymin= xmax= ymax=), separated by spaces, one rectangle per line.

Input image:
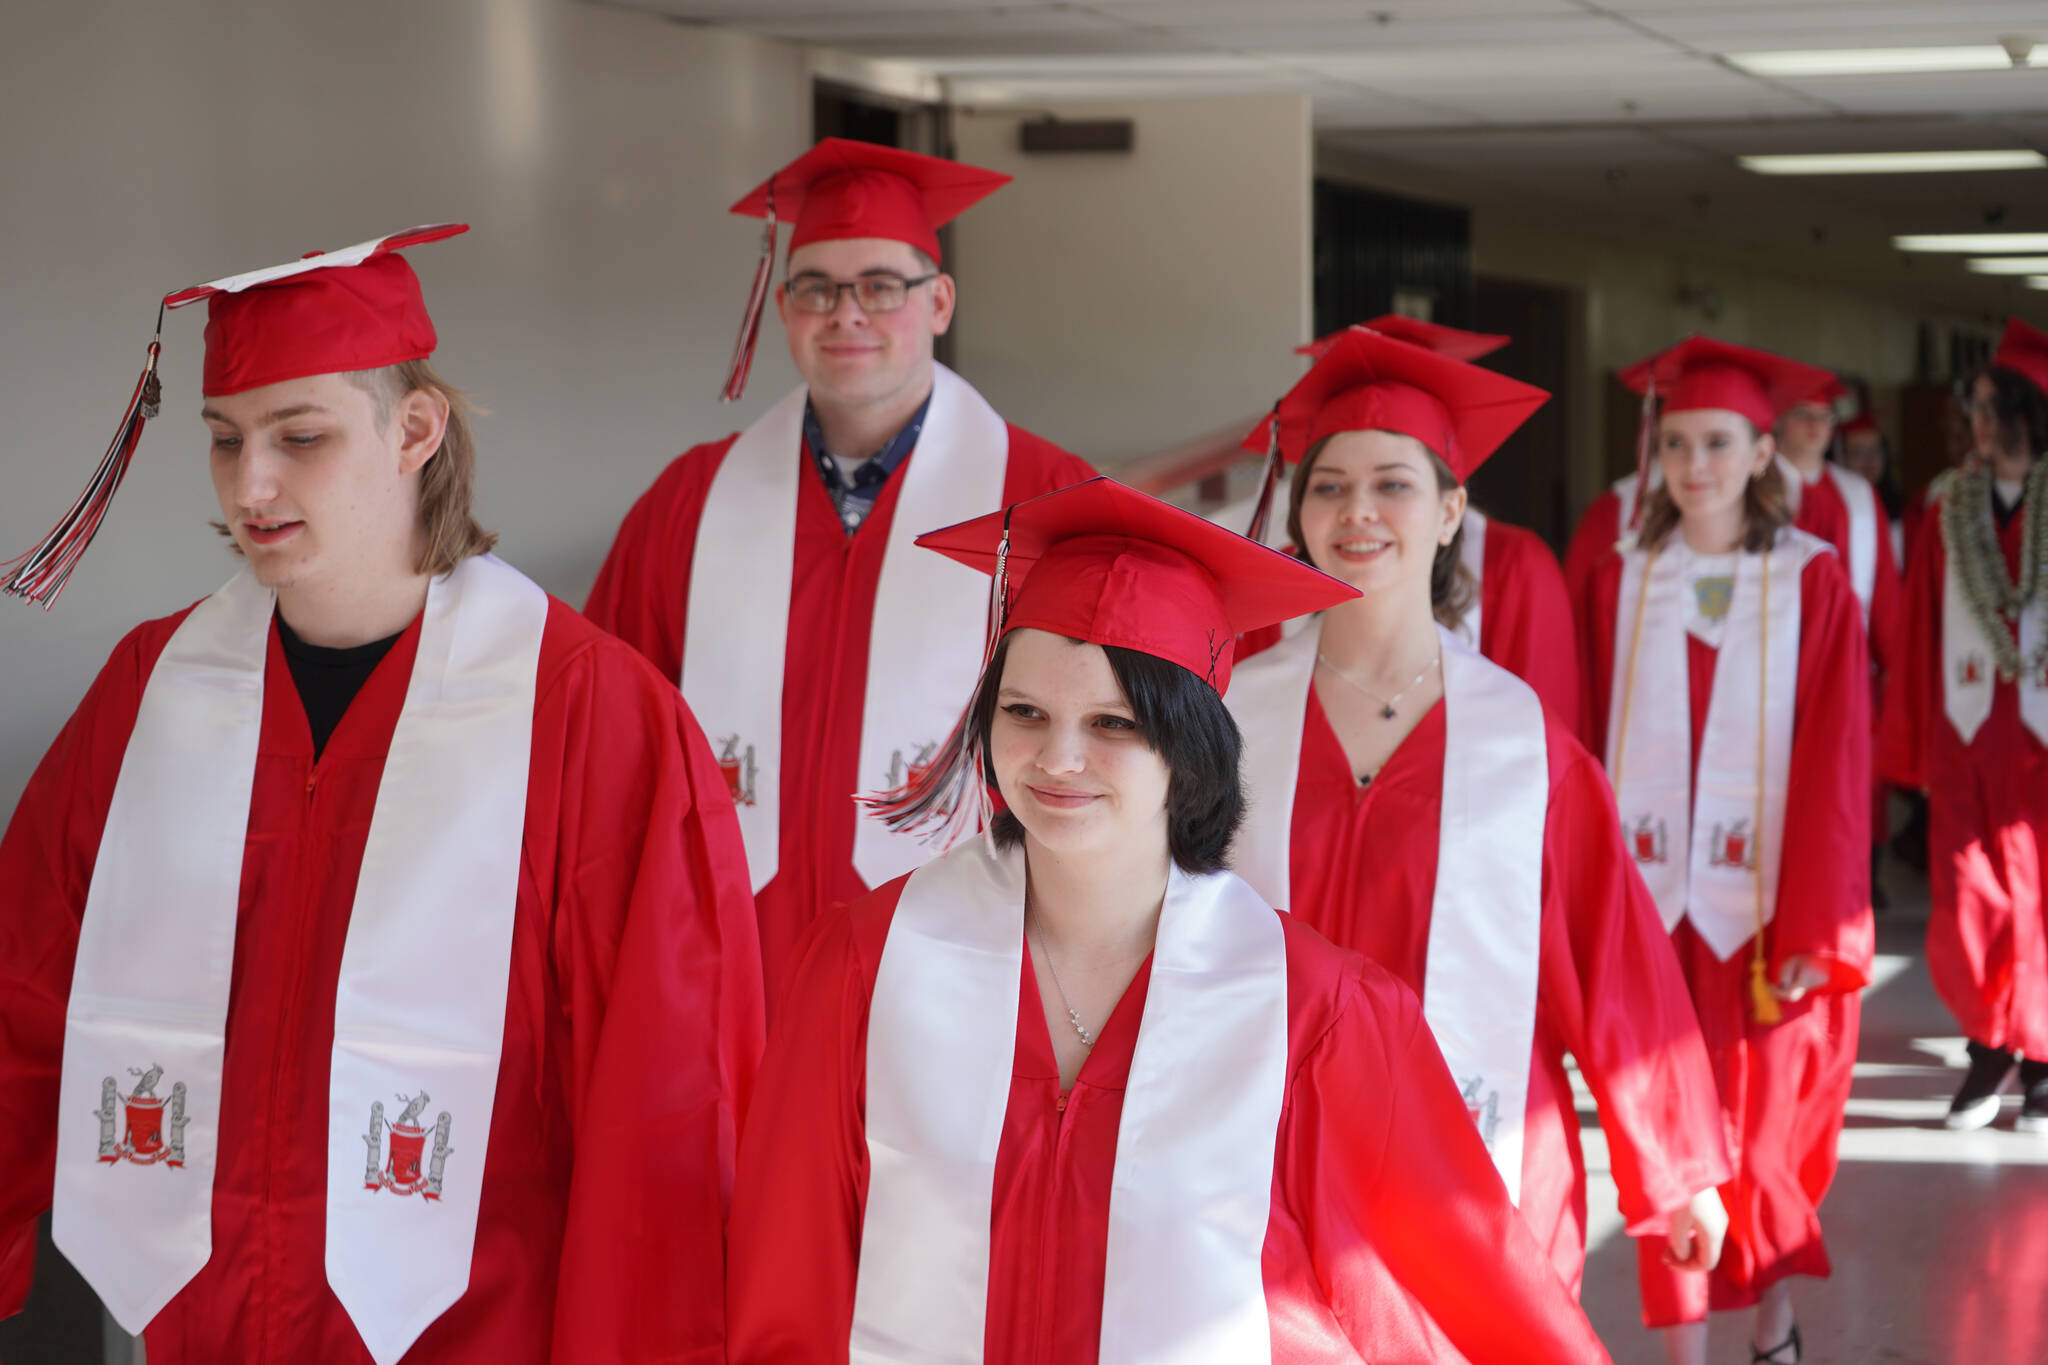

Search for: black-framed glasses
xmin=785 ymin=272 xmax=938 ymax=315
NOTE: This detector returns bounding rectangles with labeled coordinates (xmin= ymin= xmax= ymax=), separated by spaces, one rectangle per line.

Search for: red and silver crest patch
xmin=886 ymin=741 xmax=940 ymax=789
xmin=1959 ymin=653 xmax=1985 ymax=687
xmin=1628 ymin=815 xmax=1669 ymax=866
xmin=1708 ymin=819 xmax=1756 ymax=870
xmin=96 ymin=1065 xmax=189 ymax=1167
xmin=716 ymin=735 xmax=759 ymax=807
xmin=363 ymin=1092 xmax=452 ymax=1201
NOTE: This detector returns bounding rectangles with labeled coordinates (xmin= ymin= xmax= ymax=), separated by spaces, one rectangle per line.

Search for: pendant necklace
xmin=1027 ymin=914 xmax=1094 ymax=1048
xmin=1317 ymin=650 xmax=1440 ymax=720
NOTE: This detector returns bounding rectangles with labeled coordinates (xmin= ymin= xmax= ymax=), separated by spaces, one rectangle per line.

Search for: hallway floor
xmin=1578 ymin=858 xmax=2048 ymax=1364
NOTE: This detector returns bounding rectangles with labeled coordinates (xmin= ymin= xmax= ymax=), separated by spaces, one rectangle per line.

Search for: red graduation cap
xmin=1838 ymin=411 xmax=1879 ymax=438
xmin=1298 ymin=317 xmax=1510 ymax=363
xmin=1251 ymin=328 xmax=1548 ymax=482
xmin=1789 ymin=373 xmax=1849 ymax=412
xmin=1993 ymin=317 xmax=2048 ymax=399
xmin=718 ymin=139 xmax=1010 ymax=402
xmin=1618 ymin=336 xmax=1836 ymax=433
xmin=2 ymin=224 xmax=465 ymax=608
xmin=863 ymin=478 xmax=1358 ymax=842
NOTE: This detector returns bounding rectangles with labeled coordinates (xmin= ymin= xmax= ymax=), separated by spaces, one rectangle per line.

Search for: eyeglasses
xmin=785 ymin=272 xmax=938 ymax=315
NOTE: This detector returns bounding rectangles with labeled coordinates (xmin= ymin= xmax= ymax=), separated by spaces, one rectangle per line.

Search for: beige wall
xmin=1469 ymin=215 xmax=1991 ymax=511
xmin=0 ymin=0 xmax=816 ymax=814
xmin=948 ymin=94 xmax=1313 ymax=467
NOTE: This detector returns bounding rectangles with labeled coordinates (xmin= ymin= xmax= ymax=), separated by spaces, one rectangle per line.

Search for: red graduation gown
xmin=1581 ymin=550 xmax=1873 ymax=1325
xmin=0 ymin=598 xmax=764 ymax=1364
xmin=585 ymin=424 xmax=1093 ymax=1005
xmin=726 ymin=884 xmax=1613 ymax=1364
xmin=1282 ymin=693 xmax=1730 ymax=1302
xmin=1473 ymin=516 xmax=1584 ymax=735
xmin=1880 ymin=500 xmax=2048 ymax=1057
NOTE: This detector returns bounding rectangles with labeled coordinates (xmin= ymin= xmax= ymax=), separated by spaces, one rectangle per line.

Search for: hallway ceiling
xmin=625 ymin=1 xmax=2048 ymax=314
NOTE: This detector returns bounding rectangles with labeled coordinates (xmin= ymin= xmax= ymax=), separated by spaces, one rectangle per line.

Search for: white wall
xmin=947 ymin=94 xmax=1312 ymax=467
xmin=0 ymin=0 xmax=816 ymax=814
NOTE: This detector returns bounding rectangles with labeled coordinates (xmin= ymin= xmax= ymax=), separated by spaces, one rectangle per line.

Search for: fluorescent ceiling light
xmin=1967 ymin=256 xmax=2048 ymax=274
xmin=1894 ymin=233 xmax=2048 ymax=253
xmin=2030 ymin=277 xmax=2048 ymax=291
xmin=1727 ymin=46 xmax=2045 ymax=77
xmin=1742 ymin=150 xmax=2046 ymax=175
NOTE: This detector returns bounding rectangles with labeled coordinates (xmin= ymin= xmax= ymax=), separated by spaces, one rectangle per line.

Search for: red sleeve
xmin=1484 ymin=523 xmax=1583 ymax=736
xmin=725 ymin=904 xmax=878 ymax=1365
xmin=1770 ymin=553 xmax=1875 ymax=993
xmin=1562 ymin=489 xmax=1620 ymax=611
xmin=1539 ymin=740 xmax=1731 ymax=1233
xmin=582 ymin=438 xmax=735 ymax=682
xmin=1295 ymin=964 xmax=1611 ymax=1365
xmin=0 ymin=620 xmax=176 ymax=1320
xmin=1575 ymin=552 xmax=1625 ymax=765
xmin=1879 ymin=508 xmax=1943 ymax=790
xmin=548 ymin=634 xmax=765 ymax=1365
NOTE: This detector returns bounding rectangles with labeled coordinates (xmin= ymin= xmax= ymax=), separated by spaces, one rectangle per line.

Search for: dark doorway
xmin=1469 ymin=275 xmax=1581 ymax=551
xmin=1313 ymin=180 xmax=1473 ymax=338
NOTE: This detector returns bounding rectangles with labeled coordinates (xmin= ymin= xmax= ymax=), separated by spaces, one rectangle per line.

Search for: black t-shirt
xmin=276 ymin=613 xmax=404 ymax=759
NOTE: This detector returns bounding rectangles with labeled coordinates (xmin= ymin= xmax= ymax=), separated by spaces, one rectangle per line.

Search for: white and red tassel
xmin=1244 ymin=403 xmax=1284 ymax=545
xmin=2 ymin=335 xmax=163 ymax=608
xmin=859 ymin=512 xmax=1015 ymax=847
xmin=719 ymin=186 xmax=778 ymax=403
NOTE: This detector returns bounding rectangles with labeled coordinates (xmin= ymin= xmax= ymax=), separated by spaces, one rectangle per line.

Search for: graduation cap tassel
xmin=2 ymin=332 xmax=163 ymax=609
xmin=858 ymin=513 xmax=1014 ymax=848
xmin=1244 ymin=403 xmax=1285 ymax=545
xmin=1624 ymin=375 xmax=1657 ymax=537
xmin=719 ymin=186 xmax=778 ymax=404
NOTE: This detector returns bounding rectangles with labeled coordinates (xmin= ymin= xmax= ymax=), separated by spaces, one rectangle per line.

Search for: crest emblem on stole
xmin=1959 ymin=653 xmax=1986 ymax=688
xmin=715 ymin=735 xmax=759 ymax=807
xmin=96 ymin=1065 xmax=189 ymax=1168
xmin=1708 ymin=819 xmax=1756 ymax=870
xmin=362 ymin=1092 xmax=454 ymax=1201
xmin=1628 ymin=815 xmax=1669 ymax=866
xmin=1460 ymin=1077 xmax=1502 ymax=1149
xmin=886 ymin=741 xmax=940 ymax=790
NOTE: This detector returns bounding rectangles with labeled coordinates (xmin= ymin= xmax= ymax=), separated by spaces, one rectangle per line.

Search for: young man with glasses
xmin=587 ymin=140 xmax=1094 ymax=1006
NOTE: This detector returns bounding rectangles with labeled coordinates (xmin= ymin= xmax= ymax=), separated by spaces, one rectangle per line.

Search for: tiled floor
xmin=1578 ymin=863 xmax=2048 ymax=1365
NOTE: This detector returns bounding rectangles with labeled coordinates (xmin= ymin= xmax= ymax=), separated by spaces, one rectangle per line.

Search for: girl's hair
xmin=1286 ymin=432 xmax=1475 ymax=628
xmin=1976 ymin=364 xmax=2048 ymax=458
xmin=1635 ymin=413 xmax=1793 ymax=553
xmin=967 ymin=633 xmax=1245 ymax=874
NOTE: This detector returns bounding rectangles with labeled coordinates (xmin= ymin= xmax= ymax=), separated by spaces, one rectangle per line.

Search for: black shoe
xmin=1947 ymin=1041 xmax=2015 ymax=1131
xmin=1752 ymin=1324 xmax=1800 ymax=1363
xmin=2019 ymin=1059 xmax=2048 ymax=1136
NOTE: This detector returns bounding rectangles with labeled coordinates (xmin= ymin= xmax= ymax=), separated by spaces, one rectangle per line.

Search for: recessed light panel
xmin=1742 ymin=151 xmax=2046 ymax=175
xmin=1894 ymin=234 xmax=2048 ymax=253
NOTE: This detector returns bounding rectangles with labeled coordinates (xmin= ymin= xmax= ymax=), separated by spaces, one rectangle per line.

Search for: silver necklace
xmin=1027 ymin=915 xmax=1094 ymax=1048
xmin=1316 ymin=650 xmax=1440 ymax=720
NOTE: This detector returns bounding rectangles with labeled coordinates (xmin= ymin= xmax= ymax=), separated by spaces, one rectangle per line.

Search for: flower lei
xmin=1941 ymin=459 xmax=2048 ymax=683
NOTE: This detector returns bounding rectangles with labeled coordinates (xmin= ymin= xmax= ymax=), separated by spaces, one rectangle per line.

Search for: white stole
xmin=1823 ymin=464 xmax=1879 ymax=620
xmin=54 ymin=556 xmax=545 ymax=1363
xmin=1225 ymin=621 xmax=1547 ymax=1201
xmin=682 ymin=363 xmax=1009 ymax=893
xmin=854 ymin=842 xmax=1287 ymax=1364
xmin=1940 ymin=524 xmax=2048 ymax=747
xmin=1455 ymin=507 xmax=1488 ymax=649
xmin=1605 ymin=532 xmax=1820 ymax=960
xmin=1612 ymin=471 xmax=1646 ymax=533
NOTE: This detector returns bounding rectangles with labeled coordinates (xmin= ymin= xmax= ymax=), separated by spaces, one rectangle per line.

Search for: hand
xmin=1661 ymin=1188 xmax=1728 ymax=1272
xmin=1774 ymin=955 xmax=1830 ymax=1003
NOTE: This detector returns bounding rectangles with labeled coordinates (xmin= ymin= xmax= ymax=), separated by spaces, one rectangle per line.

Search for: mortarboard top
xmin=1992 ymin=317 xmax=2048 ymax=399
xmin=728 ymin=137 xmax=1011 ymax=266
xmin=1837 ymin=411 xmax=1879 ymax=437
xmin=915 ymin=477 xmax=1358 ymax=696
xmin=1299 ymin=317 xmax=1510 ymax=364
xmin=1619 ymin=336 xmax=1837 ymax=433
xmin=2 ymin=224 xmax=465 ymax=607
xmin=1248 ymin=328 xmax=1548 ymax=483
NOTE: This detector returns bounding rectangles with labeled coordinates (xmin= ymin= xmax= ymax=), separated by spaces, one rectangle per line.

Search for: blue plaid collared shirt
xmin=803 ymin=393 xmax=932 ymax=534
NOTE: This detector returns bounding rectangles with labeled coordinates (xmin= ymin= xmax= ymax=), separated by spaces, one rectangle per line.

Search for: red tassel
xmin=720 ymin=187 xmax=778 ymax=403
xmin=859 ymin=511 xmax=1015 ymax=846
xmin=1245 ymin=404 xmax=1284 ymax=545
xmin=1626 ymin=376 xmax=1657 ymax=535
xmin=2 ymin=339 xmax=163 ymax=608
